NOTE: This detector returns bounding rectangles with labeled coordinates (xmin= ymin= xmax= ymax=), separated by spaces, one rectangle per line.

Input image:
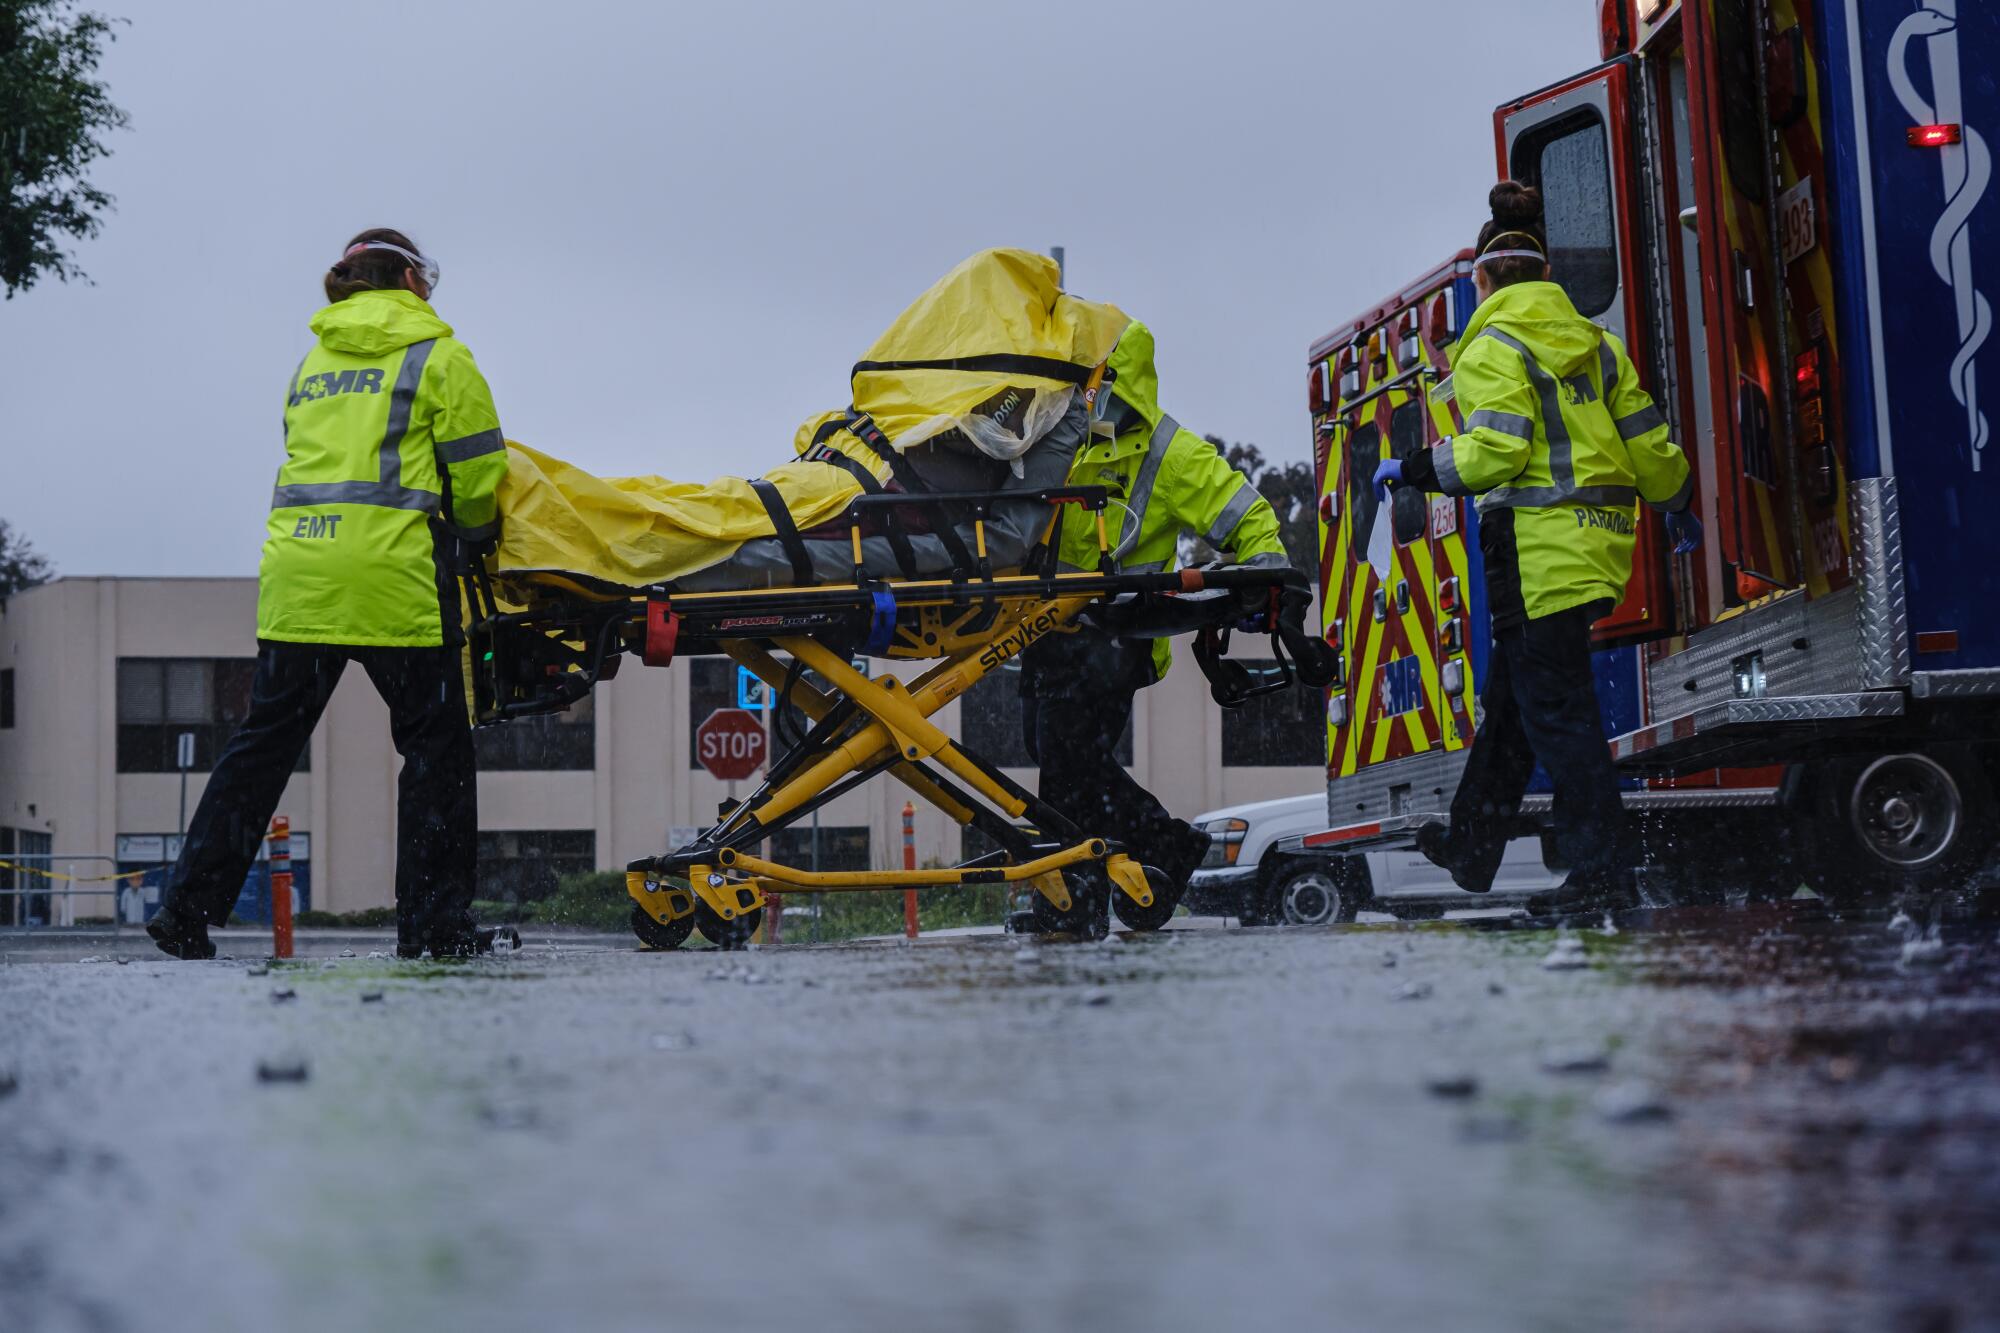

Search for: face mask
xmin=346 ymin=240 xmax=441 ymax=294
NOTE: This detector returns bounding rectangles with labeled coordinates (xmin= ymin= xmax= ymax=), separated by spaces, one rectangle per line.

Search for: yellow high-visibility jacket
xmin=1404 ymin=281 xmax=1691 ymax=624
xmin=1052 ymin=320 xmax=1288 ymax=682
xmin=258 ymin=289 xmax=507 ymax=646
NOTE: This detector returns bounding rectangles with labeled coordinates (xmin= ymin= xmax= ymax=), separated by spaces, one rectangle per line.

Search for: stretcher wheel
xmin=631 ymin=904 xmax=694 ymax=951
xmin=1111 ymin=865 xmax=1184 ymax=933
xmin=1028 ymin=869 xmax=1109 ymax=940
xmin=695 ymin=901 xmax=764 ymax=950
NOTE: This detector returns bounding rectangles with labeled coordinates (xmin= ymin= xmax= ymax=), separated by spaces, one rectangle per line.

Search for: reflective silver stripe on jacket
xmin=1476 ymin=483 xmax=1638 ymax=513
xmin=273 ymin=338 xmax=440 ymax=513
xmin=436 ymin=426 xmax=505 ymax=465
xmin=1431 ymin=440 xmax=1469 ymax=496
xmin=1114 ymin=413 xmax=1179 ymax=562
xmin=270 ymin=480 xmax=440 ymax=512
xmin=1467 ymin=408 xmax=1533 ymax=441
xmin=1616 ymin=405 xmax=1666 ymax=440
xmin=1648 ymin=472 xmax=1695 ymax=514
xmin=1479 ymin=328 xmax=1574 ymax=493
xmin=1204 ymin=481 xmax=1260 ymax=550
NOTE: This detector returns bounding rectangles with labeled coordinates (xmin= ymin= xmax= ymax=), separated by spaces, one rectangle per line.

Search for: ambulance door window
xmin=1388 ymin=401 xmax=1428 ymax=545
xmin=1518 ymin=114 xmax=1618 ymax=319
xmin=1668 ymin=50 xmax=1724 ymax=612
xmin=1347 ymin=420 xmax=1382 ymax=562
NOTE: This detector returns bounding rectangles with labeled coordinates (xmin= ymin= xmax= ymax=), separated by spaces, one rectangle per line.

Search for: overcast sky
xmin=3 ymin=0 xmax=1595 ymax=577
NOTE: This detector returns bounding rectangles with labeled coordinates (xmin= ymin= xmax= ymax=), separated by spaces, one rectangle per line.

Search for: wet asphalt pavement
xmin=3 ymin=903 xmax=1998 ymax=1333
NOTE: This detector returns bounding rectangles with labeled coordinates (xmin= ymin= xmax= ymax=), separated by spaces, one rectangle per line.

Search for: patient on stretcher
xmin=490 ymin=248 xmax=1126 ymax=595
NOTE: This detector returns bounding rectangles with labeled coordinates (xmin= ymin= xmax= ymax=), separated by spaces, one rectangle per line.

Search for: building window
xmin=475 ymin=694 xmax=595 ymax=770
xmin=2 ymin=828 xmax=54 ymax=925
xmin=1221 ymin=661 xmax=1326 ymax=767
xmin=0 ymin=667 xmax=12 ymax=729
xmin=475 ymin=829 xmax=596 ymax=903
xmin=958 ymin=663 xmax=1133 ymax=769
xmin=1515 ymin=111 xmax=1618 ymax=318
xmin=767 ymin=825 xmax=870 ymax=872
xmin=115 ymin=658 xmax=303 ymax=774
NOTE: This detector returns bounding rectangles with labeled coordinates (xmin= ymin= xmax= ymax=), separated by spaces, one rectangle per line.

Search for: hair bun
xmin=1488 ymin=180 xmax=1544 ymax=229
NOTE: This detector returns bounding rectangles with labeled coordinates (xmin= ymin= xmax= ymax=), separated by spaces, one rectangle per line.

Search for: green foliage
xmin=476 ymin=870 xmax=634 ymax=931
xmin=0 ymin=2 xmax=129 ymax=297
xmin=0 ymin=518 xmax=53 ymax=600
xmin=778 ymin=885 xmax=1013 ymax=944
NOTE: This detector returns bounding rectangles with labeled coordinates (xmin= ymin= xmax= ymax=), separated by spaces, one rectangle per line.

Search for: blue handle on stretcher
xmin=865 ymin=591 xmax=898 ymax=655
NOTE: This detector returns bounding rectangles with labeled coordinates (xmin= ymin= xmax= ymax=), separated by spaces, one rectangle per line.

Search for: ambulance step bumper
xmin=1300 ymin=788 xmax=1784 ymax=854
xmin=1608 ymin=692 xmax=1906 ymax=773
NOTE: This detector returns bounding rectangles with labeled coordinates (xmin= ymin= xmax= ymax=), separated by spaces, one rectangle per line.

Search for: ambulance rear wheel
xmin=695 ymin=901 xmax=764 ymax=950
xmin=1111 ymin=866 xmax=1183 ymax=933
xmin=631 ymin=904 xmax=694 ymax=952
xmin=1796 ymin=751 xmax=1994 ymax=904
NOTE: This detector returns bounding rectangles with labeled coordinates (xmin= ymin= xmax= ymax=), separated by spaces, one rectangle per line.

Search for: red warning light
xmin=1908 ymin=123 xmax=1962 ymax=147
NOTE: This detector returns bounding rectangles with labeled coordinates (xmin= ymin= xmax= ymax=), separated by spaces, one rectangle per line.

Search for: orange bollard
xmin=269 ymin=816 xmax=294 ymax=959
xmin=902 ymin=801 xmax=919 ymax=939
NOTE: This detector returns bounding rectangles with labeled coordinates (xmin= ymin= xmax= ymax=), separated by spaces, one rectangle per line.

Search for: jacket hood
xmin=1457 ymin=280 xmax=1601 ymax=376
xmin=1098 ymin=319 xmax=1164 ymax=457
xmin=309 ymin=288 xmax=454 ymax=356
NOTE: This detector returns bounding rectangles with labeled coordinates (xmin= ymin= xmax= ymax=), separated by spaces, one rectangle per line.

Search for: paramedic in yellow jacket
xmin=149 ymin=229 xmax=509 ymax=961
xmin=1377 ymin=183 xmax=1702 ymax=915
xmin=1016 ymin=319 xmax=1290 ymax=933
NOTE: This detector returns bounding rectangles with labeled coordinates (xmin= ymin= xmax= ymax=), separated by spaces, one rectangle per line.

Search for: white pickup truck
xmin=1183 ymin=794 xmax=1561 ymax=925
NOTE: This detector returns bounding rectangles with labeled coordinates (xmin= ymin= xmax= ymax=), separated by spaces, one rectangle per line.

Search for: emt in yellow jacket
xmin=1378 ymin=182 xmax=1701 ymax=915
xmin=150 ymin=229 xmax=508 ymax=961
xmin=1015 ymin=320 xmax=1290 ymax=934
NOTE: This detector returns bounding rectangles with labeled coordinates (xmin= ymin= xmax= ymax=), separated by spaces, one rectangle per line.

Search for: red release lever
xmin=643 ymin=599 xmax=680 ymax=667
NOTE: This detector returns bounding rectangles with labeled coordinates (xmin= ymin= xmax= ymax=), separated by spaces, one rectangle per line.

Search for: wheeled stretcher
xmin=459 ymin=483 xmax=1335 ymax=948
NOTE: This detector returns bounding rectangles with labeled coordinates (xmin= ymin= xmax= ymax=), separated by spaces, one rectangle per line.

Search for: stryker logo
xmin=977 ymin=608 xmax=1063 ymax=671
xmin=1382 ymin=656 xmax=1422 ymax=716
xmin=1572 ymin=506 xmax=1634 ymax=535
xmin=290 ymin=368 xmax=386 ymax=406
xmin=291 ymin=515 xmax=344 ymax=538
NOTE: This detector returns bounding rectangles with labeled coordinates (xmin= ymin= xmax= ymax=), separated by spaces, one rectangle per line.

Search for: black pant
xmin=1447 ymin=602 xmax=1626 ymax=891
xmin=161 ymin=641 xmax=478 ymax=951
xmin=1020 ymin=677 xmax=1188 ymax=861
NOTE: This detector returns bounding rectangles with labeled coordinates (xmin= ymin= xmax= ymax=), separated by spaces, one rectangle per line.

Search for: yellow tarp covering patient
xmin=492 ymin=248 xmax=1129 ymax=589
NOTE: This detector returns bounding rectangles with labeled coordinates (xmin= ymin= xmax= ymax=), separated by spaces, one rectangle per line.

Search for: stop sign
xmin=696 ymin=707 xmax=767 ymax=781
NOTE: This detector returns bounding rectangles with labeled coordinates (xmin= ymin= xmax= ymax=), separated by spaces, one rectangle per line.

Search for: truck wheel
xmin=631 ymin=904 xmax=694 ymax=951
xmin=1111 ymin=865 xmax=1183 ymax=933
xmin=1798 ymin=751 xmax=1994 ymax=904
xmin=1269 ymin=861 xmax=1364 ymax=926
xmin=694 ymin=900 xmax=765 ymax=950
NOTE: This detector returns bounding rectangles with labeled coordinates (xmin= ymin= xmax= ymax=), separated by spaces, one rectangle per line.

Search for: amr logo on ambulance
xmin=1309 ymin=258 xmax=1480 ymax=780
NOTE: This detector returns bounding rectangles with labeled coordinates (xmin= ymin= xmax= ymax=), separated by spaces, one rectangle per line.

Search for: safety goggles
xmin=346 ymin=240 xmax=441 ymax=294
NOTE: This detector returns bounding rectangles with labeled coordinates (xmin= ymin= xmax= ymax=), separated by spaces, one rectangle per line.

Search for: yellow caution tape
xmin=0 ymin=858 xmax=151 ymax=886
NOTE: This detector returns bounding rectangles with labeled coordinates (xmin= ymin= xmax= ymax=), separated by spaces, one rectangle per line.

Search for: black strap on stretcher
xmin=840 ymin=411 xmax=978 ymax=578
xmin=748 ymin=478 xmax=814 ymax=586
xmin=850 ymin=353 xmax=1096 ymax=387
xmin=804 ymin=424 xmax=921 ymax=579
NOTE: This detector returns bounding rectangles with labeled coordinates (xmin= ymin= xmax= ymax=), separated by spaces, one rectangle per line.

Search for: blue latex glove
xmin=1665 ymin=508 xmax=1703 ymax=555
xmin=1372 ymin=458 xmax=1404 ymax=503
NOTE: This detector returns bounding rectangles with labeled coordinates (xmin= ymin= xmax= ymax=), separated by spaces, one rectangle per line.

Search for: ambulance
xmin=1300 ymin=0 xmax=2000 ymax=901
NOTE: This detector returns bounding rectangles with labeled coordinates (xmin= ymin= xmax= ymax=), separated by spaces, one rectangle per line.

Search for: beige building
xmin=0 ymin=577 xmax=1323 ymax=923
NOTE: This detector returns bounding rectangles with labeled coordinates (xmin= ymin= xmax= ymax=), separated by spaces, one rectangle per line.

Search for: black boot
xmin=426 ymin=925 xmax=521 ymax=958
xmin=146 ymin=909 xmax=216 ymax=961
xmin=1414 ymin=822 xmax=1489 ymax=894
xmin=1154 ymin=822 xmax=1214 ymax=893
xmin=1526 ymin=871 xmax=1638 ymax=916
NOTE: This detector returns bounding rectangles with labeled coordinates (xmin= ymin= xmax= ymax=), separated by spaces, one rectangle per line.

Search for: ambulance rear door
xmin=1496 ymin=59 xmax=1679 ymax=645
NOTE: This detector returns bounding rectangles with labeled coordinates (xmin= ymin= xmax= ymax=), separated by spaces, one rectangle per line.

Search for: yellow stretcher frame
xmin=466 ymin=485 xmax=1331 ymax=949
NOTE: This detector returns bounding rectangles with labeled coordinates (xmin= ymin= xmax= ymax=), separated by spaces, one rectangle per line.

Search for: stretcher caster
xmin=1111 ymin=865 xmax=1184 ymax=933
xmin=631 ymin=904 xmax=695 ymax=951
xmin=695 ymin=901 xmax=764 ymax=950
xmin=1023 ymin=868 xmax=1109 ymax=939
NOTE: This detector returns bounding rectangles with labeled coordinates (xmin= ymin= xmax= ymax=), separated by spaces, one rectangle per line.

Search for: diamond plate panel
xmin=1910 ymin=669 xmax=2000 ymax=699
xmin=1851 ymin=476 xmax=1910 ymax=689
xmin=1325 ymin=747 xmax=1469 ymax=829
